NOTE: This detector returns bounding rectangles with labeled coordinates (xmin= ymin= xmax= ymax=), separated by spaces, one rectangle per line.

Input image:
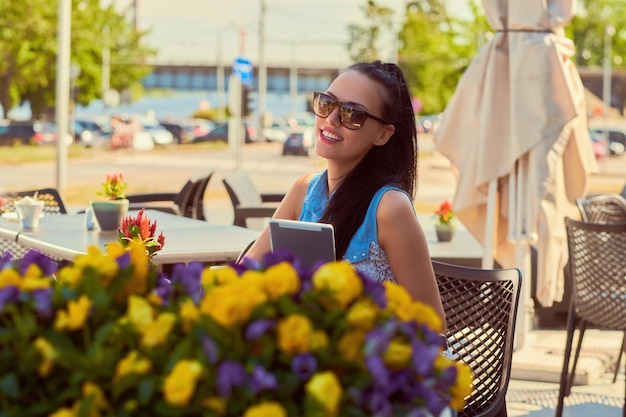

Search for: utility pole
xmin=55 ymin=0 xmax=71 ymax=193
xmin=258 ymin=0 xmax=267 ymax=141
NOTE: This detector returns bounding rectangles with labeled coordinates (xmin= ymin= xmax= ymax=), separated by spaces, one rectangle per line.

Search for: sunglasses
xmin=312 ymin=91 xmax=391 ymax=130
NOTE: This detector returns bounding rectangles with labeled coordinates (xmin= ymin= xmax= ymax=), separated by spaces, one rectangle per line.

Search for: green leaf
xmin=0 ymin=373 xmax=19 ymax=399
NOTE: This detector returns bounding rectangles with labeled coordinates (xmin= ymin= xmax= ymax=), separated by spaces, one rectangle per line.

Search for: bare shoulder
xmin=377 ymin=189 xmax=416 ymax=222
xmin=273 ymin=173 xmax=317 ymax=220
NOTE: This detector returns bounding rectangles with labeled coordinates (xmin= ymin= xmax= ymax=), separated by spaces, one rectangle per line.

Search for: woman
xmin=244 ymin=60 xmax=444 ymax=323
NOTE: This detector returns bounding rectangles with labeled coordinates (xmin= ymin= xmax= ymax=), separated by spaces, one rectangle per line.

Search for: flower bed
xmin=0 ymin=243 xmax=471 ymax=416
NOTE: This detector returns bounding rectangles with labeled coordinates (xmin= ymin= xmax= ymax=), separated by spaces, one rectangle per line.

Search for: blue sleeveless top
xmin=299 ymin=170 xmax=411 ymax=283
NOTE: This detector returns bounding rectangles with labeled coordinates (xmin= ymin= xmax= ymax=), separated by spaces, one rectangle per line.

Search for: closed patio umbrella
xmin=434 ymin=0 xmax=598 ymax=344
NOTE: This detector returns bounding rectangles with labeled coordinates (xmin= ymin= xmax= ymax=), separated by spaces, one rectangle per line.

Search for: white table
xmin=417 ymin=214 xmax=484 ymax=268
xmin=1 ymin=210 xmax=260 ymax=266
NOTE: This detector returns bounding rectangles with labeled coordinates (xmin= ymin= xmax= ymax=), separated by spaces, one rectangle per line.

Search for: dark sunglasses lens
xmin=314 ymin=93 xmax=335 ymax=117
xmin=340 ymin=105 xmax=367 ymax=130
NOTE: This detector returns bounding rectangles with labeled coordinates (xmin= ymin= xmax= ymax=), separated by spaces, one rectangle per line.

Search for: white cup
xmin=15 ymin=200 xmax=45 ymax=230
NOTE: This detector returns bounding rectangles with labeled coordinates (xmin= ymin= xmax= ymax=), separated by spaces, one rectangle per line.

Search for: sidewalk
xmin=506 ymin=329 xmax=624 ymax=416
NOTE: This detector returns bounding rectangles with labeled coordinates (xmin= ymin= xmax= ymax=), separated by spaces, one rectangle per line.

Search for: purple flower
xmin=19 ymin=251 xmax=57 ymax=276
xmin=411 ymin=338 xmax=440 ymax=376
xmin=367 ymin=390 xmax=393 ymax=417
xmin=437 ymin=364 xmax=459 ymax=391
xmin=170 ymin=262 xmax=203 ymax=302
xmin=116 ymin=252 xmax=131 ymax=269
xmin=414 ymin=384 xmax=448 ymax=417
xmin=364 ymin=328 xmax=391 ymax=357
xmin=32 ymin=288 xmax=53 ymax=318
xmin=0 ymin=252 xmax=13 ymax=270
xmin=244 ymin=319 xmax=275 ymax=340
xmin=216 ymin=360 xmax=246 ymax=397
xmin=366 ymin=355 xmax=390 ymax=388
xmin=360 ymin=274 xmax=387 ymax=308
xmin=202 ymin=336 xmax=220 ymax=364
xmin=250 ymin=366 xmax=278 ymax=393
xmin=291 ymin=353 xmax=317 ymax=380
xmin=152 ymin=277 xmax=172 ymax=306
xmin=0 ymin=286 xmax=19 ymax=313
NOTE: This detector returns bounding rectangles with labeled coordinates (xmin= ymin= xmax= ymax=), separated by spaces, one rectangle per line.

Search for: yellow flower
xmin=409 ymin=301 xmax=444 ymax=333
xmin=259 ymin=261 xmax=300 ymax=300
xmin=337 ymin=330 xmax=366 ymax=362
xmin=71 ymin=246 xmax=119 ymax=286
xmin=33 ymin=336 xmax=57 ymax=377
xmin=48 ymin=407 xmax=77 ymax=417
xmin=200 ymin=280 xmax=267 ymax=327
xmin=54 ymin=295 xmax=93 ymax=331
xmin=383 ymin=337 xmax=412 ymax=369
xmin=310 ymin=330 xmax=329 ymax=351
xmin=276 ymin=314 xmax=313 ymax=355
xmin=163 ymin=359 xmax=203 ymax=407
xmin=114 ymin=351 xmax=152 ymax=383
xmin=0 ymin=268 xmax=20 ymax=288
xmin=312 ymin=261 xmax=363 ymax=309
xmin=305 ymin=371 xmax=342 ymax=416
xmin=114 ymin=240 xmax=150 ymax=298
xmin=19 ymin=264 xmax=51 ymax=291
xmin=202 ymin=396 xmax=226 ymax=415
xmin=140 ymin=312 xmax=177 ymax=348
xmin=243 ymin=401 xmax=287 ymax=417
xmin=82 ymin=381 xmax=109 ymax=410
xmin=346 ymin=298 xmax=379 ymax=330
xmin=446 ymin=358 xmax=473 ymax=410
xmin=383 ymin=282 xmax=412 ymax=321
xmin=201 ymin=265 xmax=239 ymax=287
xmin=126 ymin=296 xmax=154 ymax=327
xmin=179 ymin=299 xmax=199 ymax=333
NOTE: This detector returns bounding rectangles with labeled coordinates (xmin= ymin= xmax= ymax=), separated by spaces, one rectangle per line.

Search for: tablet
xmin=269 ymin=219 xmax=336 ymax=268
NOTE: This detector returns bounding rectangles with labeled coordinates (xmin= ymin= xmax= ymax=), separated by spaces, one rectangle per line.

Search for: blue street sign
xmin=233 ymin=57 xmax=253 ymax=85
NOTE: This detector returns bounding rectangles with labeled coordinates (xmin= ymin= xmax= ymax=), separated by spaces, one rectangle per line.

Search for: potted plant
xmin=0 ymin=245 xmax=473 ymax=416
xmin=90 ymin=172 xmax=130 ymax=231
xmin=434 ymin=199 xmax=456 ymax=242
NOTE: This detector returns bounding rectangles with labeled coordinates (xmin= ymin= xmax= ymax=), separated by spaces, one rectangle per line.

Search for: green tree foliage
xmin=347 ymin=1 xmax=395 ymax=63
xmin=0 ymin=0 xmax=155 ymax=119
xmin=569 ymin=0 xmax=626 ymax=71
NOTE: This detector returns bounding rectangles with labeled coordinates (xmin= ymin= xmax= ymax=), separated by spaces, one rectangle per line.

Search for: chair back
xmin=223 ymin=170 xmax=263 ymax=207
xmin=576 ymin=193 xmax=626 ymax=224
xmin=433 ymin=261 xmax=522 ymax=417
xmin=2 ymin=188 xmax=67 ymax=215
xmin=186 ymin=170 xmax=213 ymax=221
xmin=564 ymin=217 xmax=626 ymax=330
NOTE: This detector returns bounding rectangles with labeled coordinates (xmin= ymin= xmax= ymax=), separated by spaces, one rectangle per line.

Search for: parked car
xmin=0 ymin=120 xmax=58 ymax=146
xmin=159 ymin=118 xmax=213 ymax=144
xmin=282 ymin=126 xmax=314 ymax=156
xmin=263 ymin=118 xmax=290 ymax=143
xmin=141 ymin=122 xmax=175 ymax=145
xmin=588 ymin=130 xmax=609 ymax=160
xmin=192 ymin=122 xmax=256 ymax=144
xmin=588 ymin=119 xmax=626 ymax=156
xmin=74 ymin=117 xmax=112 ymax=148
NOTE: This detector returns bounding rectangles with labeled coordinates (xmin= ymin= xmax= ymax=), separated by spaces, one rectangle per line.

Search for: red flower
xmin=119 ymin=208 xmax=165 ymax=257
xmin=435 ymin=200 xmax=455 ymax=225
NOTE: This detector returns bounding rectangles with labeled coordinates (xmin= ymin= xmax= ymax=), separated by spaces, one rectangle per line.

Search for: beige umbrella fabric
xmin=434 ymin=0 xmax=598 ymax=308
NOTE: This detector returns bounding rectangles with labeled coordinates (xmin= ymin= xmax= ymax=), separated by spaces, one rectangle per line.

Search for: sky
xmin=115 ymin=0 xmax=472 ymax=69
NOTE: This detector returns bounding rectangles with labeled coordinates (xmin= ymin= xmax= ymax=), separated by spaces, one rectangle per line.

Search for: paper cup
xmin=15 ymin=200 xmax=45 ymax=230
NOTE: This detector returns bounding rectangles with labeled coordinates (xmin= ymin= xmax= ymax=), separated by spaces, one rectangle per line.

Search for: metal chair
xmin=1 ymin=188 xmax=68 ymax=259
xmin=127 ymin=170 xmax=213 ymax=220
xmin=222 ymin=170 xmax=284 ymax=228
xmin=576 ymin=193 xmax=626 ymax=383
xmin=433 ymin=260 xmax=522 ymax=417
xmin=555 ymin=218 xmax=626 ymax=417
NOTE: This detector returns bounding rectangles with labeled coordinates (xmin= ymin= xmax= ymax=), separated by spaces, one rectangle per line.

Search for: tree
xmin=0 ymin=0 xmax=155 ymax=119
xmin=347 ymin=1 xmax=395 ymax=63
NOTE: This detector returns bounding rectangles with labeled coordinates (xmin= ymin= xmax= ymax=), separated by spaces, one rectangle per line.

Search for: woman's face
xmin=314 ymin=70 xmax=394 ymax=172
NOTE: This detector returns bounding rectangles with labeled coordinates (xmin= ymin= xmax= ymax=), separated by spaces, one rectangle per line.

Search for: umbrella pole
xmin=482 ymin=179 xmax=497 ymax=268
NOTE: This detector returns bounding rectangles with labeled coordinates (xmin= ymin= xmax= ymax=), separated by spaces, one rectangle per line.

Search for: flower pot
xmin=435 ymin=223 xmax=455 ymax=242
xmin=90 ymin=199 xmax=129 ymax=232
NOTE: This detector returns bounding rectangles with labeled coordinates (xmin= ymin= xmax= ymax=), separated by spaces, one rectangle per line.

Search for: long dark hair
xmin=319 ymin=61 xmax=418 ymax=259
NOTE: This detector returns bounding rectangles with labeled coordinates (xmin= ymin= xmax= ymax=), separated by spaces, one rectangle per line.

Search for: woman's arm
xmin=241 ymin=174 xmax=313 ymax=262
xmin=377 ymin=190 xmax=446 ymax=325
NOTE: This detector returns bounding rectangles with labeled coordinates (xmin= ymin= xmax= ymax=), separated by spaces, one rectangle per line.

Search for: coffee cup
xmin=15 ymin=197 xmax=45 ymax=230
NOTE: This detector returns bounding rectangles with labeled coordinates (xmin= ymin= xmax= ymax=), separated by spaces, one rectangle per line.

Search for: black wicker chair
xmin=433 ymin=261 xmax=522 ymax=417
xmin=555 ymin=218 xmax=626 ymax=417
xmin=576 ymin=193 xmax=626 ymax=383
xmin=222 ymin=170 xmax=284 ymax=228
xmin=127 ymin=170 xmax=213 ymax=220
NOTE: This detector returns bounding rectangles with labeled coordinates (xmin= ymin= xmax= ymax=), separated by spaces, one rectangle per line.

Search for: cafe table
xmin=0 ymin=210 xmax=260 ymax=266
